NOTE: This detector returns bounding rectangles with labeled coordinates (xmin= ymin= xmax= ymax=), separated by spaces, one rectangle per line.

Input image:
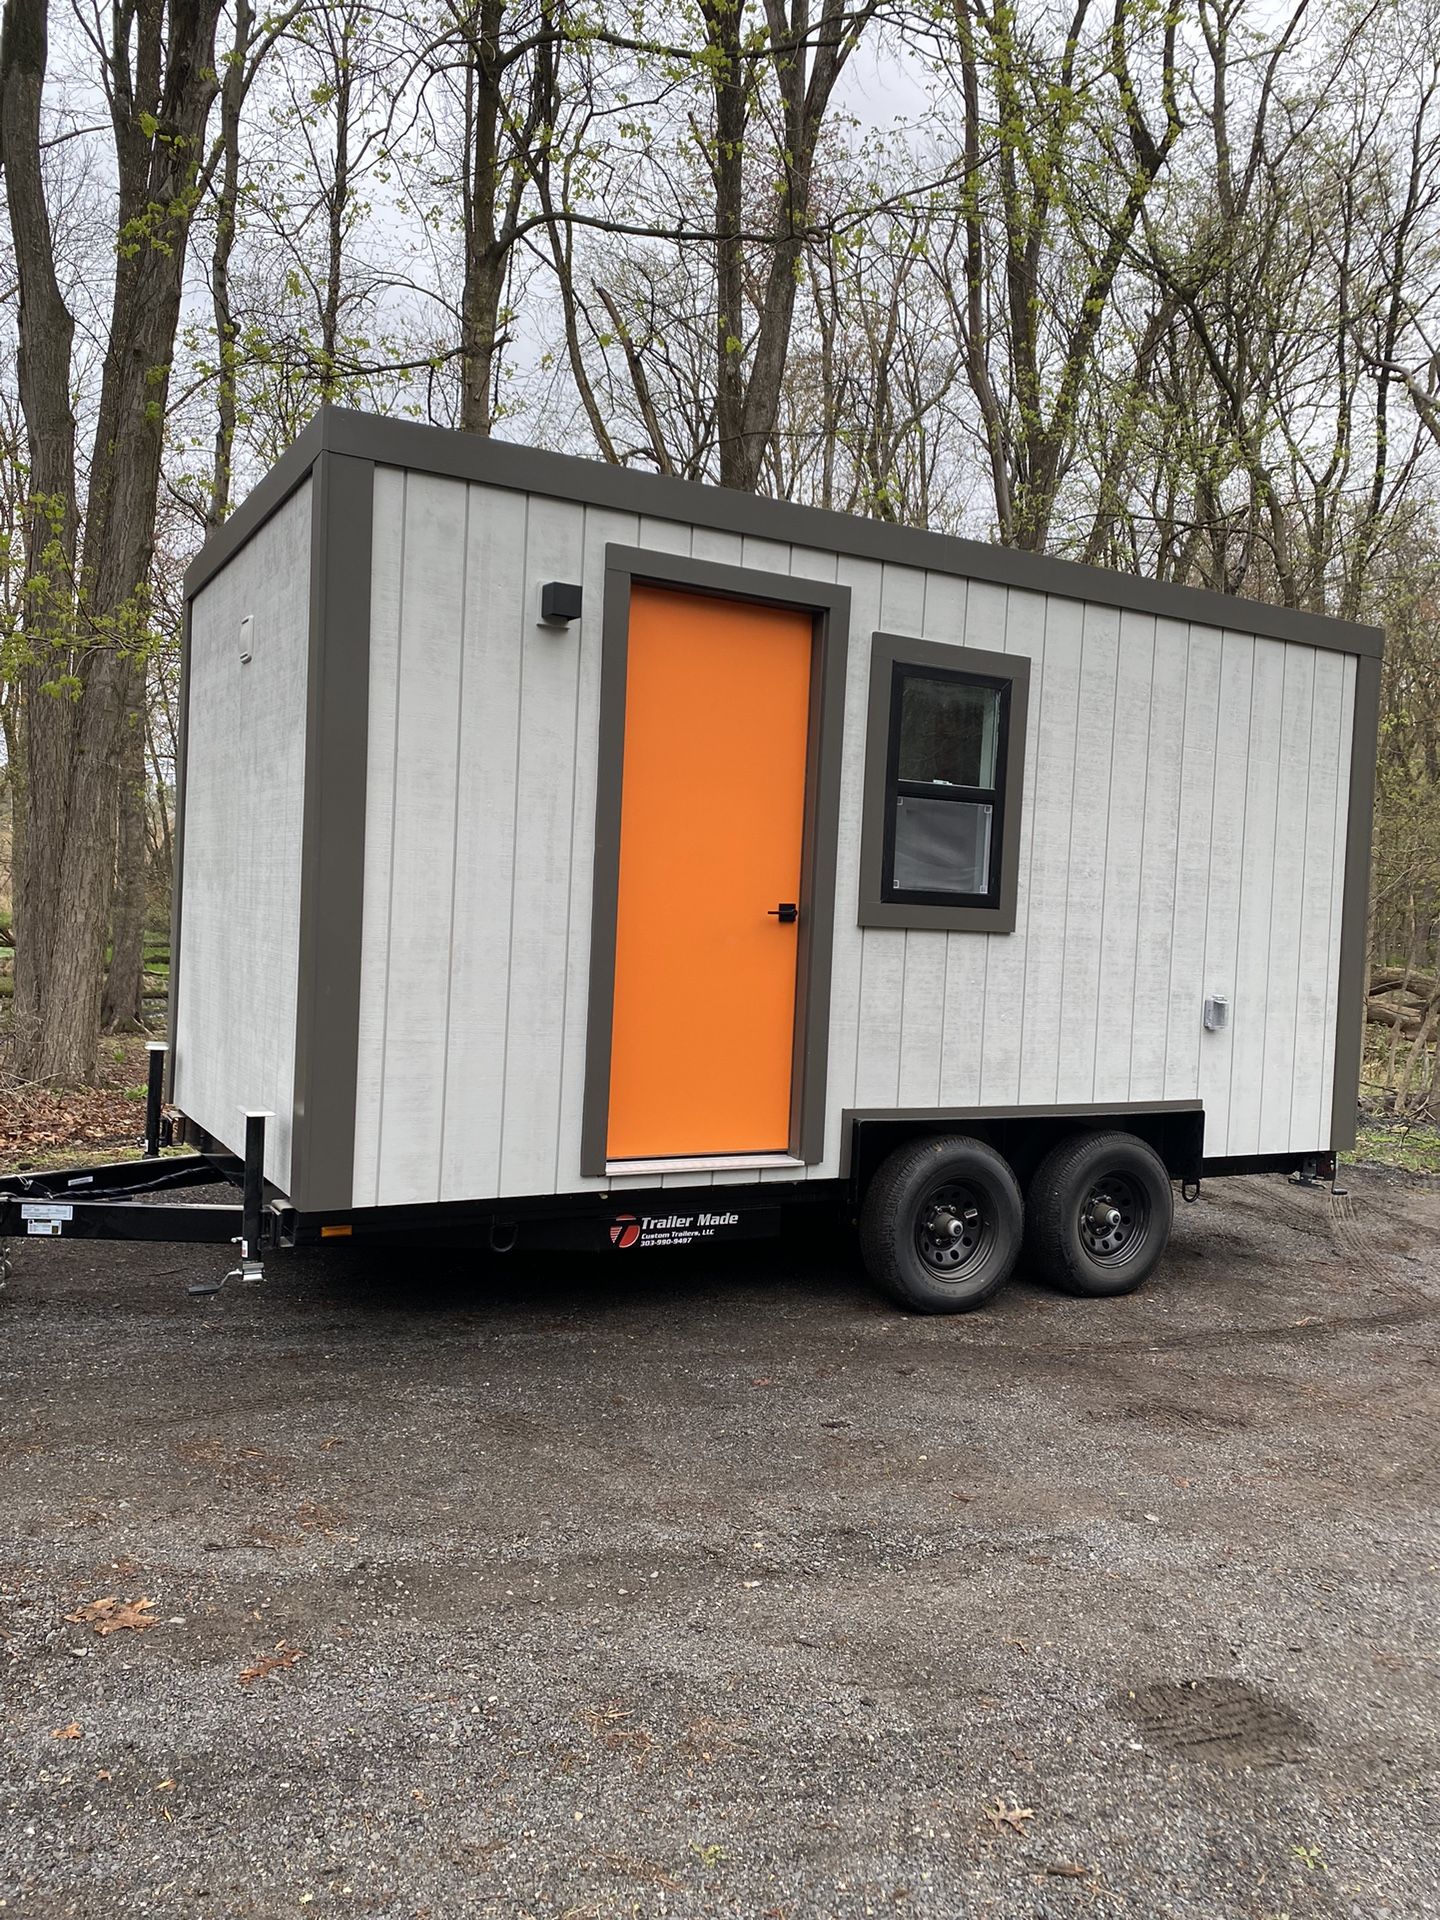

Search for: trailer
xmin=0 ymin=408 xmax=1381 ymax=1309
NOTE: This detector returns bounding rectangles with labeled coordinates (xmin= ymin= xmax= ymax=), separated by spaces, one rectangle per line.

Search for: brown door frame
xmin=580 ymin=546 xmax=851 ymax=1177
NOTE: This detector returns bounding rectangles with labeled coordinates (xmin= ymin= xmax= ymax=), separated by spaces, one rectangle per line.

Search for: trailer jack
xmin=189 ymin=1108 xmax=271 ymax=1296
xmin=188 ymin=1252 xmax=263 ymax=1297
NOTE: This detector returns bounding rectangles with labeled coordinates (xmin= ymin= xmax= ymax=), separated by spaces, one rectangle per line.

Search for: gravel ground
xmin=1 ymin=1167 xmax=1438 ymax=1919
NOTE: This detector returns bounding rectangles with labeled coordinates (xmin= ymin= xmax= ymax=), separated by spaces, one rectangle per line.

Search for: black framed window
xmin=882 ymin=664 xmax=1010 ymax=908
xmin=859 ymin=633 xmax=1030 ymax=934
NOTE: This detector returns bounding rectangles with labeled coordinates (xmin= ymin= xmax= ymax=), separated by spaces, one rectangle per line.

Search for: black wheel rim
xmin=1078 ymin=1172 xmax=1149 ymax=1265
xmin=915 ymin=1179 xmax=994 ymax=1279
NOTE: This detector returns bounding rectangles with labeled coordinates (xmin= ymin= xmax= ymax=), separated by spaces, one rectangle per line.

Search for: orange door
xmin=607 ymin=584 xmax=813 ymax=1160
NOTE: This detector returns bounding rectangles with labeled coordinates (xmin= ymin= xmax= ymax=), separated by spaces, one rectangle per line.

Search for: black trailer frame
xmin=0 ymin=1047 xmax=1343 ymax=1297
xmin=0 ymin=1049 xmax=269 ymax=1294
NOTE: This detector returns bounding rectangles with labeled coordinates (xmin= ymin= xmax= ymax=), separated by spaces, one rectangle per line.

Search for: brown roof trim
xmin=185 ymin=407 xmax=1384 ymax=661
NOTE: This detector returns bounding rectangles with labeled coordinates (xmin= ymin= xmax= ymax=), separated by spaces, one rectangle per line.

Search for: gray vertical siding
xmin=173 ymin=479 xmax=312 ymax=1187
xmin=978 ymin=581 xmax=1044 ymax=1107
xmin=349 ymin=471 xmax=1357 ymax=1206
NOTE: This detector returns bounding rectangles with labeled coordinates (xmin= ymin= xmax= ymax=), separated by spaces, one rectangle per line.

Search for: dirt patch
xmin=1088 ymin=1400 xmax=1251 ymax=1435
xmin=1113 ymin=1677 xmax=1317 ymax=1769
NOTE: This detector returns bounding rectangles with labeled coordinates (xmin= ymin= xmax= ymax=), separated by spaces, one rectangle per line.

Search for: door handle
xmin=768 ymin=903 xmax=799 ymax=924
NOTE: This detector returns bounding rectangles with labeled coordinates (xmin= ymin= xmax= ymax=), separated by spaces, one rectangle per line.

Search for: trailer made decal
xmin=608 ymin=1209 xmax=775 ymax=1250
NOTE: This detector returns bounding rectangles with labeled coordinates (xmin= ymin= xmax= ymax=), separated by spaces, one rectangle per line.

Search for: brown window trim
xmin=858 ymin=632 xmax=1031 ymax=933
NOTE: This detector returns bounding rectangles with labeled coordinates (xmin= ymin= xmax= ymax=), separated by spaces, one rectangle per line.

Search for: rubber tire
xmin=859 ymin=1134 xmax=1024 ymax=1314
xmin=1025 ymin=1131 xmax=1173 ymax=1298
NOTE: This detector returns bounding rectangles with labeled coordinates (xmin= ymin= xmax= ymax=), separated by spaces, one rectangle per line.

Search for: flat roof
xmin=185 ymin=406 xmax=1384 ymax=660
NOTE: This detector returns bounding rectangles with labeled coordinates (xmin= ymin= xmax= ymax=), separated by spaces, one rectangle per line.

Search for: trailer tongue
xmin=0 ymin=1045 xmax=802 ymax=1294
xmin=0 ymin=1046 xmax=269 ymax=1294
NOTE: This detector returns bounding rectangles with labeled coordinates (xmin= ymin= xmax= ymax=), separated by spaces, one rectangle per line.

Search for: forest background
xmin=1 ymin=0 xmax=1438 ymax=1137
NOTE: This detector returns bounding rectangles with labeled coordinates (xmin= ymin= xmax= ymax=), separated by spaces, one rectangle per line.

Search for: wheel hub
xmin=1079 ymin=1176 xmax=1146 ymax=1260
xmin=916 ymin=1185 xmax=988 ymax=1274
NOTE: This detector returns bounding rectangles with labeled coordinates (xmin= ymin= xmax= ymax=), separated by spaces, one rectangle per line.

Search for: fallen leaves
xmin=578 ymin=1701 xmax=653 ymax=1768
xmin=680 ymin=1714 xmax=747 ymax=1765
xmin=51 ymin=1722 xmax=82 ymax=1740
xmin=294 ymin=1499 xmax=354 ymax=1539
xmin=587 ymin=1849 xmax=685 ymax=1892
xmin=984 ymin=1797 xmax=1036 ymax=1835
xmin=66 ymin=1596 xmax=157 ymax=1636
xmin=0 ymin=1042 xmax=163 ymax=1162
xmin=238 ymin=1641 xmax=305 ymax=1686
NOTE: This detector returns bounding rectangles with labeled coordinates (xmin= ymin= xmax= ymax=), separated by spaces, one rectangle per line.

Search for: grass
xmin=0 ymin=920 xmax=168 ymax=1002
xmin=0 ymin=1141 xmax=192 ymax=1174
xmin=1344 ymin=1118 xmax=1440 ymax=1177
xmin=0 ymin=972 xmax=167 ymax=1002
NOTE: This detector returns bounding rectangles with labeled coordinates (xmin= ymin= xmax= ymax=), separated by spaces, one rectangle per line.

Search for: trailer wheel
xmin=859 ymin=1135 xmax=1023 ymax=1314
xmin=1026 ymin=1132 xmax=1173 ymax=1297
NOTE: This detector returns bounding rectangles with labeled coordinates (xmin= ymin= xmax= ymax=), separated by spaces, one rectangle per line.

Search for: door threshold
xmin=605 ymin=1152 xmax=806 ymax=1177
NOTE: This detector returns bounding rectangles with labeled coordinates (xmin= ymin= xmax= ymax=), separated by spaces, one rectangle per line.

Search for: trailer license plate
xmin=22 ymin=1203 xmax=72 ymax=1236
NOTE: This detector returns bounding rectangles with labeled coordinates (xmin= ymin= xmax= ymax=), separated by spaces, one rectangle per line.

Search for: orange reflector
xmin=320 ymin=1224 xmax=353 ymax=1239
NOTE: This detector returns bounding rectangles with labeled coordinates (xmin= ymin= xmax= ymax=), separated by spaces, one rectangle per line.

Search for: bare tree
xmin=200 ymin=0 xmax=304 ymax=527
xmin=702 ymin=0 xmax=889 ymax=490
xmin=934 ymin=0 xmax=1181 ymax=550
xmin=434 ymin=0 xmax=565 ymax=433
xmin=785 ymin=176 xmax=969 ymax=520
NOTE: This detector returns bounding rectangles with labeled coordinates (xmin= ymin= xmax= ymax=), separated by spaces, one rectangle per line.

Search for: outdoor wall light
xmin=540 ymin=581 xmax=583 ymax=626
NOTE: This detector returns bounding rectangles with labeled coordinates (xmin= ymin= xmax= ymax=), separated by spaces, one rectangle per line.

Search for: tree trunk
xmin=318 ymin=27 xmax=352 ymax=398
xmin=705 ymin=0 xmax=749 ymax=487
xmin=2 ymin=0 xmax=222 ymax=1083
xmin=460 ymin=248 xmax=506 ymax=434
xmin=144 ymin=696 xmax=174 ymax=891
xmin=0 ymin=0 xmax=81 ymax=1072
xmin=208 ymin=0 xmax=254 ymax=527
xmin=709 ymin=0 xmax=876 ymax=493
xmin=0 ymin=687 xmax=24 ymax=954
xmin=101 ymin=686 xmax=149 ymax=1031
xmin=459 ymin=6 xmax=500 ymax=436
xmin=454 ymin=0 xmax=559 ymax=436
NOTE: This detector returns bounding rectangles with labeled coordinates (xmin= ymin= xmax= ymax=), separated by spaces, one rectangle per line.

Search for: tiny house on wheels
xmin=0 ymin=409 xmax=1382 ymax=1309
